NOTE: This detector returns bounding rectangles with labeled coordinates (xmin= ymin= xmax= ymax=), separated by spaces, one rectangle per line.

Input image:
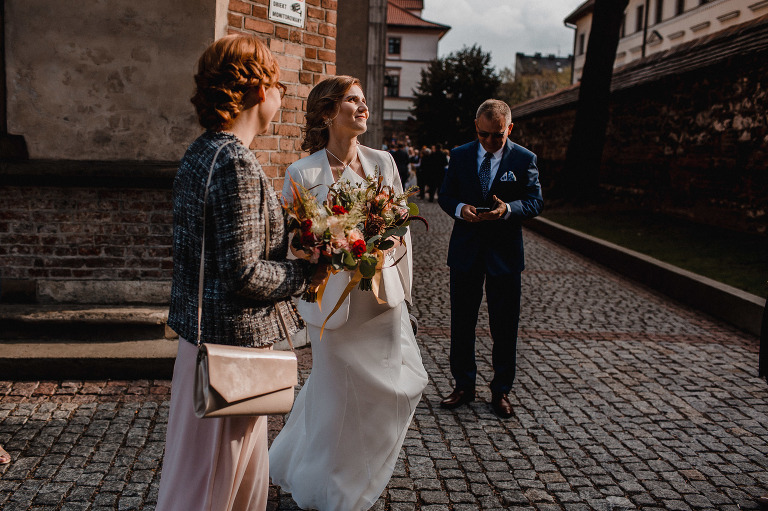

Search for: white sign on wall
xmin=269 ymin=0 xmax=305 ymax=28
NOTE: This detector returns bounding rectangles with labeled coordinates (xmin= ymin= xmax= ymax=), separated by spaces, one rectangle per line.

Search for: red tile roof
xmin=387 ymin=1 xmax=451 ymax=32
xmin=390 ymin=0 xmax=424 ymax=10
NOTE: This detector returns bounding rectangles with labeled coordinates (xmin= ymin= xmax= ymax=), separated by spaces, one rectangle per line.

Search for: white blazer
xmin=281 ymin=145 xmax=414 ymax=330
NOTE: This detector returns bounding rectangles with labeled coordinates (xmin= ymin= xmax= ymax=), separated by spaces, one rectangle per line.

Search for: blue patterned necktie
xmin=479 ymin=151 xmax=493 ymax=199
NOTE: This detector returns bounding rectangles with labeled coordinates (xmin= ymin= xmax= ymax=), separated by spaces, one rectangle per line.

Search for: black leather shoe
xmin=440 ymin=389 xmax=475 ymax=409
xmin=758 ymin=494 xmax=768 ymax=508
xmin=490 ymin=392 xmax=513 ymax=418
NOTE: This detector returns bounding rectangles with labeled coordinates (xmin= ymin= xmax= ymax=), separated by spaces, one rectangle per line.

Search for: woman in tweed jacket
xmin=156 ymin=35 xmax=314 ymax=511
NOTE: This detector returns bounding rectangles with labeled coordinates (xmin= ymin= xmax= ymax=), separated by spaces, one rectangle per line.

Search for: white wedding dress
xmin=269 ymin=148 xmax=428 ymax=511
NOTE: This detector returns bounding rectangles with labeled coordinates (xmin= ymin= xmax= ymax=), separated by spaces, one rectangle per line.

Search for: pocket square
xmin=499 ymin=171 xmax=516 ymax=182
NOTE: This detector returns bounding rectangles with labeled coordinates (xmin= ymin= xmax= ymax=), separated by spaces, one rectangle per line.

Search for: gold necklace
xmin=326 ymin=148 xmax=357 ymax=179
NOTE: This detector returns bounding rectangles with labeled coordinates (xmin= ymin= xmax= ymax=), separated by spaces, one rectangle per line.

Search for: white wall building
xmin=566 ymin=0 xmax=768 ymax=83
xmin=383 ymin=0 xmax=449 ymax=130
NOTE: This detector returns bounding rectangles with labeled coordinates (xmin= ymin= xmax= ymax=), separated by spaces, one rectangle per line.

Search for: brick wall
xmin=0 ymin=187 xmax=173 ymax=282
xmin=228 ymin=0 xmax=337 ymax=191
xmin=0 ymin=1 xmax=338 ymax=303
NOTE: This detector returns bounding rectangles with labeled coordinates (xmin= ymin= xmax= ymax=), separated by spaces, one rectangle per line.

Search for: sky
xmin=420 ymin=0 xmax=586 ymax=73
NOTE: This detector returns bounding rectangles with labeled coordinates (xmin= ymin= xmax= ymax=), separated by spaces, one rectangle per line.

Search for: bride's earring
xmin=324 ymin=118 xmax=333 ymax=127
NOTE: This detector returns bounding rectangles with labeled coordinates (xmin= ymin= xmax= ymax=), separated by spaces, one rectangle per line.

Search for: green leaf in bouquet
xmin=366 ymin=235 xmax=381 ymax=249
xmin=408 ymin=202 xmax=419 ymax=216
xmin=387 ymin=226 xmax=408 ymax=238
xmin=359 ymin=256 xmax=377 ymax=278
xmin=342 ymin=251 xmax=357 ymax=269
xmin=377 ymin=239 xmax=394 ymax=251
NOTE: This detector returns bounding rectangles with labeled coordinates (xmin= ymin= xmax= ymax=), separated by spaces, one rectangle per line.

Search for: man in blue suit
xmin=437 ymin=99 xmax=543 ymax=418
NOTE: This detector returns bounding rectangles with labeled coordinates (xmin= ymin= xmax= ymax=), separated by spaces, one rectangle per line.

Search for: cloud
xmin=421 ymin=0 xmax=584 ymax=71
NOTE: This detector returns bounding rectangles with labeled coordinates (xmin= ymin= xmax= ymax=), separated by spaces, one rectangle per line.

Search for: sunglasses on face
xmin=476 ymin=130 xmax=506 ymax=140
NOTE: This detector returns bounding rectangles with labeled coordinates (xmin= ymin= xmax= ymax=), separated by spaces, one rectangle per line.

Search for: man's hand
xmin=461 ymin=204 xmax=481 ymax=223
xmin=477 ymin=195 xmax=507 ymax=221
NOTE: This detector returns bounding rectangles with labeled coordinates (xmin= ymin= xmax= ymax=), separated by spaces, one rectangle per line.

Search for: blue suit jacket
xmin=438 ymin=139 xmax=543 ymax=275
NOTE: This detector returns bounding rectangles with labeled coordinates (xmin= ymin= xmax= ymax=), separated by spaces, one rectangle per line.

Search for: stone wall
xmin=4 ymin=0 xmax=224 ymax=161
xmin=510 ymin=18 xmax=768 ymax=234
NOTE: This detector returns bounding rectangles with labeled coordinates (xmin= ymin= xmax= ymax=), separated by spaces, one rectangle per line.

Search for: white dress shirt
xmin=454 ymin=144 xmax=512 ymax=220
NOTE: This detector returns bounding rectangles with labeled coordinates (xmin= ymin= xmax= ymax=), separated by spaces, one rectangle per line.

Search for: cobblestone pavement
xmin=1 ymin=198 xmax=767 ymax=510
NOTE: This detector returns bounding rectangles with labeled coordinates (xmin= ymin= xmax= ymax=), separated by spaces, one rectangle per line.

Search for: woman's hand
xmin=291 ymin=245 xmax=310 ymax=260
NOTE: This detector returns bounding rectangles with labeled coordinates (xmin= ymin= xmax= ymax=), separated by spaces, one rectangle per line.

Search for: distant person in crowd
xmin=391 ymin=141 xmax=410 ymax=186
xmin=404 ymin=146 xmax=419 ymax=189
xmin=437 ymin=99 xmax=543 ymax=418
xmin=423 ymin=143 xmax=448 ymax=202
xmin=270 ymin=75 xmax=427 ymax=511
xmin=416 ymin=146 xmax=430 ymax=199
xmin=156 ymin=34 xmax=322 ymax=511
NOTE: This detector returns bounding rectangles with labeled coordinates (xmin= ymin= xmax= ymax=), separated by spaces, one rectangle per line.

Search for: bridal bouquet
xmin=283 ymin=168 xmax=425 ymax=315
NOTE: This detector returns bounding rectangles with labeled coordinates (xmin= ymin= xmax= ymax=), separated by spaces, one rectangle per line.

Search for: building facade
xmin=336 ymin=0 xmax=387 ymax=148
xmin=383 ymin=0 xmax=449 ymax=139
xmin=566 ymin=0 xmax=768 ymax=83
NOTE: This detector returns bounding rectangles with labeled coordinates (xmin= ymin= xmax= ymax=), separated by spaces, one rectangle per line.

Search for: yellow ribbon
xmin=319 ymin=268 xmax=364 ymax=340
xmin=314 ymin=238 xmax=409 ymax=341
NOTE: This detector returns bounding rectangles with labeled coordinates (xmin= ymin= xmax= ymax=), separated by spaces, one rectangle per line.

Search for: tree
xmin=411 ymin=45 xmax=500 ymax=148
xmin=496 ymin=66 xmax=572 ymax=108
xmin=561 ymin=0 xmax=629 ymax=202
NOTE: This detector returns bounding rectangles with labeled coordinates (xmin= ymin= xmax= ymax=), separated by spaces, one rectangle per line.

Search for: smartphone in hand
xmin=474 ymin=207 xmax=491 ymax=214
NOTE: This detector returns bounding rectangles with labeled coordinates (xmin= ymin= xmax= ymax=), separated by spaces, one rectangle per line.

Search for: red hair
xmin=191 ymin=34 xmax=280 ymax=131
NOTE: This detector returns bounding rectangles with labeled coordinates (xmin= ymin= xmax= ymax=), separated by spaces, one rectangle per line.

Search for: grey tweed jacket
xmin=168 ymin=131 xmax=312 ymax=347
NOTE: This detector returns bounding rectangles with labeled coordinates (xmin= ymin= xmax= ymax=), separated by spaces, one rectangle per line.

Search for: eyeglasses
xmin=476 ymin=130 xmax=506 ymax=140
xmin=275 ymin=82 xmax=287 ymax=99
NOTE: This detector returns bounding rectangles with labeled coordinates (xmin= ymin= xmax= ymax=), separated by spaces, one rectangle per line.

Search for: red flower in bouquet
xmin=350 ymin=239 xmax=367 ymax=258
xmin=331 ymin=205 xmax=347 ymax=215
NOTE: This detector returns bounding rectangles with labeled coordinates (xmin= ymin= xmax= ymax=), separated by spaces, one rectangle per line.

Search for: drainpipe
xmin=642 ymin=0 xmax=651 ymax=57
xmin=564 ymin=20 xmax=577 ymax=84
xmin=0 ymin=0 xmax=28 ymax=159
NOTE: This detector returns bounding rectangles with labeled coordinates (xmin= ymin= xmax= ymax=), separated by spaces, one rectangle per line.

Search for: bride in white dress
xmin=269 ymin=76 xmax=428 ymax=511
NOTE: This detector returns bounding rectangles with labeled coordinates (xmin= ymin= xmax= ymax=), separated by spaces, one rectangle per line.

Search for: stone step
xmin=0 ymin=304 xmax=173 ymax=341
xmin=0 ymin=338 xmax=178 ymax=380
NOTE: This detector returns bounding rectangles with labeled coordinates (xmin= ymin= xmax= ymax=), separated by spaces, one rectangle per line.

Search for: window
xmin=655 ymin=0 xmax=664 ymax=24
xmin=388 ymin=37 xmax=401 ymax=55
xmin=384 ymin=72 xmax=400 ymax=97
xmin=676 ymin=0 xmax=685 ymax=15
xmin=578 ymin=33 xmax=586 ymax=55
xmin=636 ymin=4 xmax=644 ymax=32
